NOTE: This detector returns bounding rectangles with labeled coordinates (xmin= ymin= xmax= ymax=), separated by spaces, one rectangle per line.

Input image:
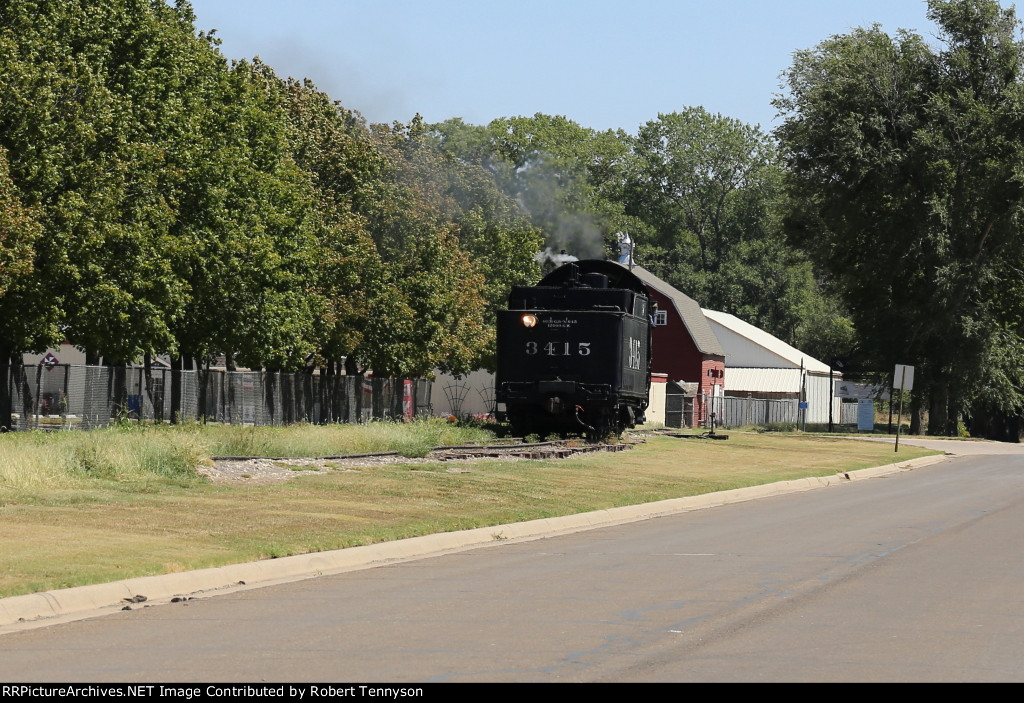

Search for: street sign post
xmin=894 ymin=364 xmax=914 ymax=452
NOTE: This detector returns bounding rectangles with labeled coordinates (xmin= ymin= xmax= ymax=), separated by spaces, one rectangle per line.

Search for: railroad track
xmin=204 ymin=439 xmax=640 ymax=484
xmin=427 ymin=440 xmax=635 ymax=461
xmin=211 ymin=439 xmax=637 ymax=464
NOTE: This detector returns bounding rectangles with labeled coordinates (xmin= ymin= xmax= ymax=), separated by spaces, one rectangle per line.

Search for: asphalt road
xmin=1 ymin=438 xmax=1023 ymax=682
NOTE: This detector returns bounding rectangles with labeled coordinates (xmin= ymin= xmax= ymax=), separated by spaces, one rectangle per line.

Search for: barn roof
xmin=620 ymin=263 xmax=725 ymax=357
xmin=702 ymin=309 xmax=832 ymax=374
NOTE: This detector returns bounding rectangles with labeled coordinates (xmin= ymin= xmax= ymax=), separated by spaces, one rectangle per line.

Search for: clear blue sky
xmin=188 ymin=0 xmax=945 ymax=134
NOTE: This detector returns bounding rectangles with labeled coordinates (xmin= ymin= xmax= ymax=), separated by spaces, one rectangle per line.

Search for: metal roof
xmin=621 ymin=263 xmax=725 ymax=357
xmin=702 ymin=309 xmax=831 ymax=374
xmin=724 ymin=367 xmax=803 ymax=393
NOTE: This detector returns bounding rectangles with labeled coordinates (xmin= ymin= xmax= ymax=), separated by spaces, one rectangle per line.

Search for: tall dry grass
xmin=0 ymin=426 xmax=207 ymax=493
xmin=0 ymin=419 xmax=494 ymax=495
xmin=194 ymin=419 xmax=494 ymax=458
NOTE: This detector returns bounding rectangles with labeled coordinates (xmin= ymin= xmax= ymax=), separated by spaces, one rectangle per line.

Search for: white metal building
xmin=702 ymin=309 xmax=842 ymax=425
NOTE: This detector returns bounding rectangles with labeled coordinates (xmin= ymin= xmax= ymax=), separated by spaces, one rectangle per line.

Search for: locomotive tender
xmin=495 ymin=259 xmax=652 ymax=439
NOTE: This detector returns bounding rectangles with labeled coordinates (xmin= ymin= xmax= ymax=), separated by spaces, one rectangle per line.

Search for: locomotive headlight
xmin=521 ymin=314 xmax=538 ymax=328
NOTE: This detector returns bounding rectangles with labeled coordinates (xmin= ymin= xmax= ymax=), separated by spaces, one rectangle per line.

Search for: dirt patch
xmin=198 ymin=455 xmax=442 ymax=485
xmin=198 ymin=440 xmax=639 ymax=485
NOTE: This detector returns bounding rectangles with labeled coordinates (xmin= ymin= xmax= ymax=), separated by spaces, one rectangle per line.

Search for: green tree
xmin=622 ymin=108 xmax=853 ymax=360
xmin=410 ymin=120 xmax=544 ymax=365
xmin=363 ymin=117 xmax=491 ymax=376
xmin=267 ymin=79 xmax=499 ymax=377
xmin=0 ymin=0 xmax=218 ymax=365
xmin=168 ymin=58 xmax=319 ymax=372
xmin=267 ymin=73 xmax=394 ymax=375
xmin=775 ymin=0 xmax=1024 ymax=436
xmin=0 ymin=149 xmax=57 ymax=429
xmin=0 ymin=149 xmax=53 ymax=351
xmin=628 ymin=108 xmax=779 ymax=271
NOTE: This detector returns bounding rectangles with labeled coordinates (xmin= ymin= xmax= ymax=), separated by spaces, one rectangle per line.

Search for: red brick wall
xmin=696 ymin=357 xmax=726 ymax=426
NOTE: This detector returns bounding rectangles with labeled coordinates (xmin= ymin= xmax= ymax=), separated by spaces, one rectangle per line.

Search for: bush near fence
xmin=3 ymin=365 xmax=432 ymax=431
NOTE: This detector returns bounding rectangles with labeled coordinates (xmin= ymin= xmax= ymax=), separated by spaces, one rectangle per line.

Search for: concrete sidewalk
xmin=0 ymin=449 xmax=955 ymax=634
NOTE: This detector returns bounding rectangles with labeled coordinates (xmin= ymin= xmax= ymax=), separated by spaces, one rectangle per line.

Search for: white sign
xmin=894 ymin=364 xmax=915 ymax=391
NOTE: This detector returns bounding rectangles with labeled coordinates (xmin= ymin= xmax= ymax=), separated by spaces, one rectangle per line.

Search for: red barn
xmin=623 ymin=264 xmax=726 ymax=427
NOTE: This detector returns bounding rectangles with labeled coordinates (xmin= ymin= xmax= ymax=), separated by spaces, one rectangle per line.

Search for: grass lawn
xmin=0 ymin=426 xmax=937 ymax=598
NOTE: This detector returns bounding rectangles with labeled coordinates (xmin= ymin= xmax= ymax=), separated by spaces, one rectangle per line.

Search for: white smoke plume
xmin=513 ymin=159 xmax=608 ymax=261
xmin=534 ymin=248 xmax=579 ymax=267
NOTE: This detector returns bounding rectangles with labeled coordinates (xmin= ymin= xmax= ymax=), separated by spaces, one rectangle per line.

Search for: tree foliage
xmin=16 ymin=0 xmax=1007 ymax=436
xmin=0 ymin=146 xmax=56 ymax=359
xmin=362 ymin=117 xmax=494 ymax=375
xmin=775 ymin=0 xmax=1024 ymax=435
xmin=621 ymin=108 xmax=853 ymax=362
xmin=629 ymin=108 xmax=779 ymax=271
xmin=269 ymin=75 xmax=387 ymax=368
xmin=0 ymin=1 xmax=523 ymax=389
xmin=167 ymin=58 xmax=319 ymax=371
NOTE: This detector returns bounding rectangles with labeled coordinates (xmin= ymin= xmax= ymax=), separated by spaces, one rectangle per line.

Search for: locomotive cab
xmin=495 ymin=260 xmax=652 ymax=440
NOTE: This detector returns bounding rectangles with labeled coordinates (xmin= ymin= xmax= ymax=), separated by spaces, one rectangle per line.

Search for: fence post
xmin=18 ymin=363 xmax=33 ymax=430
xmin=61 ymin=364 xmax=70 ymax=428
xmin=352 ymin=375 xmax=361 ymax=423
xmin=33 ymin=364 xmax=43 ymax=429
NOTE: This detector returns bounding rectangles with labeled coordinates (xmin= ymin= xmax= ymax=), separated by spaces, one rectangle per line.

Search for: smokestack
xmin=616 ymin=232 xmax=633 ymax=268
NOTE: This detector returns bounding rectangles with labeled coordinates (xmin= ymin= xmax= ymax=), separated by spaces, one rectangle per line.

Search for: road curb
xmin=0 ymin=453 xmax=946 ymax=632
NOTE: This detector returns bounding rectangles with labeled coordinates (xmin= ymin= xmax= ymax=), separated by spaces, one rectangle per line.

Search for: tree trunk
xmin=909 ymin=391 xmax=923 ymax=436
xmin=264 ymin=368 xmax=277 ymax=425
xmin=108 ymin=361 xmax=128 ymax=421
xmin=170 ymin=354 xmax=182 ymax=424
xmin=198 ymin=360 xmax=209 ymax=423
xmin=321 ymin=361 xmax=333 ymax=425
xmin=280 ymin=369 xmax=293 ymax=424
xmin=142 ymin=353 xmax=158 ymax=422
xmin=928 ymin=382 xmax=948 ymax=436
xmin=14 ymin=359 xmax=31 ymax=430
xmin=345 ymin=356 xmax=363 ymax=422
xmin=968 ymin=400 xmax=1023 ymax=443
xmin=946 ymin=389 xmax=960 ymax=437
xmin=223 ymin=353 xmax=235 ymax=424
xmin=332 ymin=360 xmax=345 ymax=424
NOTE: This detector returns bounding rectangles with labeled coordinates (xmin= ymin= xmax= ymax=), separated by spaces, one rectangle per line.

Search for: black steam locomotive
xmin=495 ymin=259 xmax=652 ymax=440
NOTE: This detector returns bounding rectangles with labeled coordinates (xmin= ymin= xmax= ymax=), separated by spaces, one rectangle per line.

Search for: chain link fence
xmin=3 ymin=364 xmax=432 ymax=431
xmin=663 ymin=393 xmax=859 ymax=430
xmin=707 ymin=395 xmax=858 ymax=429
